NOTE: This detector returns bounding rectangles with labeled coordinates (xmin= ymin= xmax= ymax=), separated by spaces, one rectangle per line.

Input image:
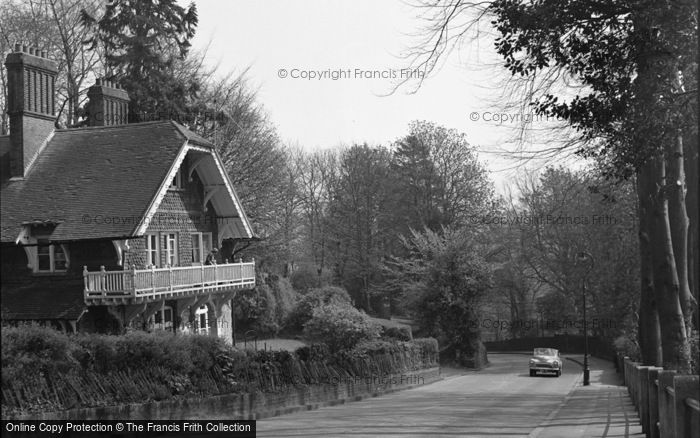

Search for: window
xmin=151 ymin=306 xmax=173 ymax=332
xmin=195 ymin=305 xmax=209 ymax=334
xmin=163 ymin=233 xmax=178 ymax=266
xmin=37 ymin=240 xmax=51 ymax=271
xmin=145 ymin=234 xmax=159 ymax=267
xmin=191 ymin=233 xmax=201 ymax=264
xmin=35 ymin=238 xmax=67 ymax=273
xmin=190 ymin=232 xmax=213 ymax=264
xmin=170 ymin=166 xmax=184 ymax=189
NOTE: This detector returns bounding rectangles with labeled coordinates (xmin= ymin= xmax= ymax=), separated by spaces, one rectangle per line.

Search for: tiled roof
xmin=1 ymin=284 xmax=86 ymax=320
xmin=0 ymin=120 xmax=213 ymax=242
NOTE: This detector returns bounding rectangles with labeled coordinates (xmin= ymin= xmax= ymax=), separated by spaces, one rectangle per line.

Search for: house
xmin=0 ymin=45 xmax=256 ymax=343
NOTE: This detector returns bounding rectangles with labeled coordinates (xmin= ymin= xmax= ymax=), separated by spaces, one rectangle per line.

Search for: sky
xmin=190 ymin=0 xmax=578 ymax=193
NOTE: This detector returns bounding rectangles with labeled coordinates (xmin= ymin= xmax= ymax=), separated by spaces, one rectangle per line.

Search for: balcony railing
xmin=83 ymin=261 xmax=255 ymax=304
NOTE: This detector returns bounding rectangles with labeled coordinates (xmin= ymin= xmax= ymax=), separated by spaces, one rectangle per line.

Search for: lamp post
xmin=577 ymin=251 xmax=594 ymax=386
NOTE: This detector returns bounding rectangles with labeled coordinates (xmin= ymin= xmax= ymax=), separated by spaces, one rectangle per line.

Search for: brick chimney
xmin=86 ymin=78 xmax=130 ymax=126
xmin=5 ymin=44 xmax=58 ymax=178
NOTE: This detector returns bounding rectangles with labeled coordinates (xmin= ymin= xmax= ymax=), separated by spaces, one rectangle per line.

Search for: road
xmin=257 ymin=353 xmax=581 ymax=437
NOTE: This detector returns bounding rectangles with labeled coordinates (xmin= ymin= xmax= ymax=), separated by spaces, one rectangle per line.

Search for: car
xmin=529 ymin=348 xmax=562 ymax=377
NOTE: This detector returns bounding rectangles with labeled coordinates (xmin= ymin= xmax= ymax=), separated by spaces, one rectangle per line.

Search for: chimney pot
xmin=87 ymin=76 xmax=130 ymax=127
xmin=5 ymin=48 xmax=59 ymax=178
xmin=14 ymin=43 xmax=21 ymax=52
xmin=41 ymin=50 xmax=47 ymax=58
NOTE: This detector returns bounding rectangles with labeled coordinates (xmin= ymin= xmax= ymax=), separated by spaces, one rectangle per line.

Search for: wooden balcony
xmin=83 ymin=261 xmax=255 ymax=305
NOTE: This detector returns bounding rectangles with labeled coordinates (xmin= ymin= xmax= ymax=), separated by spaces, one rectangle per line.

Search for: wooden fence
xmin=618 ymin=355 xmax=700 ymax=438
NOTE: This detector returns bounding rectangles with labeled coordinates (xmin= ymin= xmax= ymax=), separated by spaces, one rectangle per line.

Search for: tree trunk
xmin=648 ymin=153 xmax=691 ymax=373
xmin=667 ymin=132 xmax=695 ymax=332
xmin=637 ymin=163 xmax=662 ymax=365
xmin=684 ymin=132 xmax=699 ymax=326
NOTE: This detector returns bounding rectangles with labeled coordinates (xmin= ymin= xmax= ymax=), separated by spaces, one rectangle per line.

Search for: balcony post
xmin=201 ymin=262 xmax=205 ymax=288
xmin=151 ymin=264 xmax=156 ymax=295
xmin=168 ymin=264 xmax=173 ymax=291
xmin=83 ymin=266 xmax=89 ymax=292
xmin=100 ymin=265 xmax=106 ymax=291
xmin=213 ymin=260 xmax=218 ymax=288
xmin=131 ymin=264 xmax=137 ymax=297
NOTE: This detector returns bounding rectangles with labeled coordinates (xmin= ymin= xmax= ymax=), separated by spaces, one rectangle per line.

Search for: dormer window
xmin=19 ymin=223 xmax=69 ymax=274
xmin=36 ymin=238 xmax=67 ymax=273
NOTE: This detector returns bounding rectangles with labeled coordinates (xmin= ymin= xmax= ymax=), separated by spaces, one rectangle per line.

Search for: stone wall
xmin=5 ymin=367 xmax=441 ymax=421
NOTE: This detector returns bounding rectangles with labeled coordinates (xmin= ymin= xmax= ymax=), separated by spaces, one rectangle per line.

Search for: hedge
xmin=303 ymin=304 xmax=381 ymax=351
xmin=1 ymin=325 xmax=438 ymax=415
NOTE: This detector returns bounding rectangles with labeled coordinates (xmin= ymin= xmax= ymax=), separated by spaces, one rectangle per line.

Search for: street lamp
xmin=577 ymin=251 xmax=594 ymax=386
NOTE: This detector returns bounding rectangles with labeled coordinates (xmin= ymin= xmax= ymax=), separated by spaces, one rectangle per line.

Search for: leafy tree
xmin=81 ymin=0 xmax=198 ymax=119
xmin=387 ymin=227 xmax=492 ymax=367
xmin=391 ymin=120 xmax=493 ymax=233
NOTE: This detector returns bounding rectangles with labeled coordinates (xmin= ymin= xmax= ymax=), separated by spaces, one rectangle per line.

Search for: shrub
xmin=294 ymin=343 xmax=331 ymax=361
xmin=234 ymin=283 xmax=280 ymax=336
xmin=381 ymin=326 xmax=412 ymax=341
xmin=412 ymin=338 xmax=439 ymax=362
xmin=613 ymin=334 xmax=640 ymax=361
xmin=287 ymin=286 xmax=352 ymax=331
xmin=303 ymin=304 xmax=381 ymax=352
xmin=290 ymin=266 xmax=321 ymax=292
xmin=2 ymin=325 xmax=439 ymax=413
xmin=114 ymin=331 xmax=193 ymax=375
xmin=352 ymin=339 xmax=403 ymax=356
xmin=368 ymin=317 xmax=413 ymax=341
xmin=1 ymin=324 xmax=83 ymax=382
xmin=73 ymin=332 xmax=119 ymax=372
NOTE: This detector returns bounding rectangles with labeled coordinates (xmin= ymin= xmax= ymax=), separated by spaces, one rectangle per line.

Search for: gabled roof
xmin=0 ymin=120 xmax=254 ymax=243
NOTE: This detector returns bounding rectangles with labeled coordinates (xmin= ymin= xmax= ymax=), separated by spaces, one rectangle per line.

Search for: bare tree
xmin=0 ymin=0 xmax=104 ymax=131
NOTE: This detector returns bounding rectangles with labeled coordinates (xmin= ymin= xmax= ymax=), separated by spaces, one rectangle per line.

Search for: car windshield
xmin=534 ymin=348 xmax=557 ymax=357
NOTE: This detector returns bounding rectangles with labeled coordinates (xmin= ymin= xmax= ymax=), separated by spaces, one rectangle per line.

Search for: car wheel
xmin=530 ymin=370 xmax=536 ymax=377
xmin=556 ymin=370 xmax=561 ymax=377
